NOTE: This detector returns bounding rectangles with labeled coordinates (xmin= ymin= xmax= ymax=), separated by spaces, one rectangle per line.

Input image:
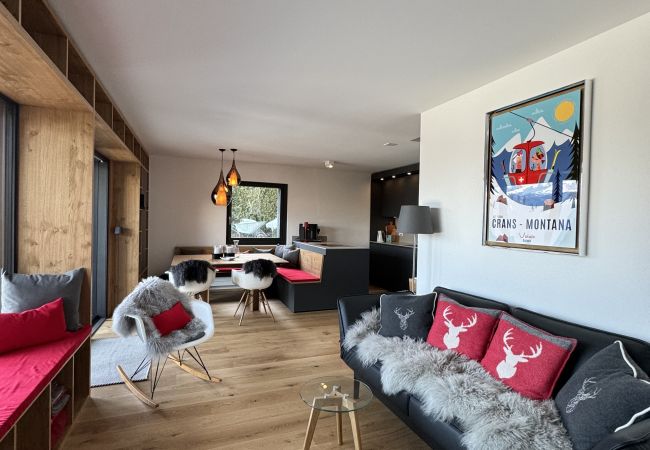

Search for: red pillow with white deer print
xmin=480 ymin=313 xmax=577 ymax=400
xmin=426 ymin=295 xmax=500 ymax=361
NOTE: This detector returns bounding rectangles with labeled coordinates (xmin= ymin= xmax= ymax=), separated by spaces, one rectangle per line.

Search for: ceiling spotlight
xmin=324 ymin=160 xmax=334 ymax=169
xmin=392 ymin=175 xmax=396 ymax=179
xmin=383 ymin=142 xmax=398 ymax=147
xmin=380 ymin=177 xmax=384 ymax=181
xmin=407 ymin=172 xmax=412 ymax=176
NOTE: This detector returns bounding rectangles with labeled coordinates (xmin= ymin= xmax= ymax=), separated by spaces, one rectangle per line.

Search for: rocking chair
xmin=116 ymin=299 xmax=220 ymax=408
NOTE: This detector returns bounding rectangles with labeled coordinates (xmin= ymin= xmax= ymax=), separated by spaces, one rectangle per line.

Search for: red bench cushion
xmin=0 ymin=298 xmax=67 ymax=354
xmin=0 ymin=326 xmax=90 ymax=438
xmin=276 ymin=267 xmax=320 ymax=283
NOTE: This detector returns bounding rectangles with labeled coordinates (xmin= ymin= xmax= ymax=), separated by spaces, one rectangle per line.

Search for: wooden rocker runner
xmin=117 ymin=299 xmax=220 ymax=408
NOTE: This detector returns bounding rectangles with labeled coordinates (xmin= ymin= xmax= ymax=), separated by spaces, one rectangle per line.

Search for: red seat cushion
xmin=276 ymin=267 xmax=320 ymax=282
xmin=151 ymin=302 xmax=192 ymax=336
xmin=0 ymin=298 xmax=67 ymax=354
xmin=0 ymin=326 xmax=90 ymax=438
xmin=426 ymin=294 xmax=500 ymax=361
xmin=480 ymin=313 xmax=576 ymax=400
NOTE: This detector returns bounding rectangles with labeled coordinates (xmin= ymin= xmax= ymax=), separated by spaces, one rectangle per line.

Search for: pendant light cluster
xmin=211 ymin=148 xmax=242 ymax=206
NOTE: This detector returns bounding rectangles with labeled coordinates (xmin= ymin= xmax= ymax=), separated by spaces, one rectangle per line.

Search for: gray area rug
xmin=91 ymin=336 xmax=150 ymax=387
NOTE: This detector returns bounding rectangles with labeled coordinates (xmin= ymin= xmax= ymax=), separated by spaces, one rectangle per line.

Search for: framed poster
xmin=483 ymin=81 xmax=591 ymax=254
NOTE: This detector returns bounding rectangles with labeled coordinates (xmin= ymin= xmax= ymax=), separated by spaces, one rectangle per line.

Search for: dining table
xmin=170 ymin=253 xmax=289 ymax=311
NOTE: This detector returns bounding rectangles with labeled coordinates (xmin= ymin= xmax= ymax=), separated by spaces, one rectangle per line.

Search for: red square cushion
xmin=0 ymin=298 xmax=67 ymax=354
xmin=426 ymin=294 xmax=500 ymax=360
xmin=151 ymin=302 xmax=192 ymax=336
xmin=480 ymin=313 xmax=576 ymax=400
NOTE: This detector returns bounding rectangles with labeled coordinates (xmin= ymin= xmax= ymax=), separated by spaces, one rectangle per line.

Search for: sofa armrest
xmin=592 ymin=419 xmax=650 ymax=450
xmin=337 ymin=294 xmax=381 ymax=346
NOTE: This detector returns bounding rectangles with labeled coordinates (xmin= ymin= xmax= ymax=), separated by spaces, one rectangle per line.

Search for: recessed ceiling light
xmin=324 ymin=160 xmax=334 ymax=169
xmin=407 ymin=172 xmax=412 ymax=175
xmin=392 ymin=175 xmax=396 ymax=179
xmin=383 ymin=142 xmax=397 ymax=147
xmin=380 ymin=177 xmax=384 ymax=181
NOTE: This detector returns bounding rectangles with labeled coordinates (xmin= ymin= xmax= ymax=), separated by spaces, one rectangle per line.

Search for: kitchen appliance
xmin=299 ymin=223 xmax=320 ymax=241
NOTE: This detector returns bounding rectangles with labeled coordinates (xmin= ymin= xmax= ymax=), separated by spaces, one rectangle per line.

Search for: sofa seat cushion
xmin=0 ymin=325 xmax=90 ymax=437
xmin=408 ymin=395 xmax=466 ymax=449
xmin=555 ymin=341 xmax=650 ymax=450
xmin=276 ymin=267 xmax=320 ymax=283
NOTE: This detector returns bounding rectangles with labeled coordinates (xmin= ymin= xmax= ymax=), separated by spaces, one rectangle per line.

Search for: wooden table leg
xmin=303 ymin=406 xmax=320 ymax=450
xmin=336 ymin=410 xmax=343 ymax=445
xmin=349 ymin=410 xmax=362 ymax=450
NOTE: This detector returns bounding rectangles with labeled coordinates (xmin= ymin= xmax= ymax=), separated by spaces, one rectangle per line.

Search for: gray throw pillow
xmin=1 ymin=268 xmax=85 ymax=331
xmin=254 ymin=248 xmax=274 ymax=254
xmin=379 ymin=292 xmax=437 ymax=340
xmin=274 ymin=244 xmax=286 ymax=257
xmin=555 ymin=341 xmax=650 ymax=450
xmin=282 ymin=248 xmax=300 ymax=266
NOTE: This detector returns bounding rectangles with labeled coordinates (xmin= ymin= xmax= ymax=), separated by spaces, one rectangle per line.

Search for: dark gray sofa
xmin=338 ymin=287 xmax=650 ymax=449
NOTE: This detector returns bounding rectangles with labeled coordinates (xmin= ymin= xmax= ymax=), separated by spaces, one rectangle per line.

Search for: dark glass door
xmin=91 ymin=155 xmax=109 ymax=326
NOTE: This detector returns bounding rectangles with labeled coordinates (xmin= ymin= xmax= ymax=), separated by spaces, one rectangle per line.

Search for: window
xmin=0 ymin=95 xmax=17 ymax=272
xmin=226 ymin=181 xmax=287 ymax=245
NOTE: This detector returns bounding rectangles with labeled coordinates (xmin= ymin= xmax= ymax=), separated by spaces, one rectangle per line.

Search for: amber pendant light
xmin=211 ymin=149 xmax=230 ymax=206
xmin=226 ymin=148 xmax=241 ymax=187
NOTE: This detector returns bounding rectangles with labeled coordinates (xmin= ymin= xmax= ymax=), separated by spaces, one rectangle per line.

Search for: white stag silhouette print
xmin=496 ymin=328 xmax=543 ymax=379
xmin=442 ymin=306 xmax=477 ymax=349
xmin=565 ymin=377 xmax=601 ymax=413
xmin=394 ymin=307 xmax=415 ymax=331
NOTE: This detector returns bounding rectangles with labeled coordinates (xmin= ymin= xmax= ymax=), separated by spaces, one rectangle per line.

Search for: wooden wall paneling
xmin=15 ymin=386 xmax=50 ymax=450
xmin=0 ymin=0 xmax=19 ymax=21
xmin=20 ymin=0 xmax=67 ymax=74
xmin=0 ymin=4 xmax=88 ymax=110
xmin=124 ymin=126 xmax=134 ymax=152
xmin=66 ymin=42 xmax=94 ymax=106
xmin=17 ymin=106 xmax=94 ymax=326
xmin=107 ymin=162 xmax=140 ymax=316
xmin=93 ymin=80 xmax=112 ymax=125
xmin=111 ymin=106 xmax=125 ymax=141
xmin=94 ymin=115 xmax=137 ymax=163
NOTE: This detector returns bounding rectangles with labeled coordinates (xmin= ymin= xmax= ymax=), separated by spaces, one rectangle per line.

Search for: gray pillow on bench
xmin=555 ymin=340 xmax=650 ymax=450
xmin=1 ymin=268 xmax=85 ymax=331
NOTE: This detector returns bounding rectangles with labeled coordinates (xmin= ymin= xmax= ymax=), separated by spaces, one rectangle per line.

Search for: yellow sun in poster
xmin=555 ymin=100 xmax=575 ymax=122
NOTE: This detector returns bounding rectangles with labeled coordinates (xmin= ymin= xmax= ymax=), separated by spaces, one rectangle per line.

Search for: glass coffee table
xmin=299 ymin=376 xmax=373 ymax=450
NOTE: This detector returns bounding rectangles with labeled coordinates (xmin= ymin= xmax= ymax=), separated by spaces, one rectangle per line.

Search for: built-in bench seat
xmin=0 ymin=326 xmax=91 ymax=448
xmin=276 ymin=267 xmax=321 ymax=283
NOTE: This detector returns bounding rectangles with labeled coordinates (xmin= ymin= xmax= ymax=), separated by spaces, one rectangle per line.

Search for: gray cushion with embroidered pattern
xmin=378 ymin=292 xmax=436 ymax=340
xmin=555 ymin=341 xmax=650 ymax=450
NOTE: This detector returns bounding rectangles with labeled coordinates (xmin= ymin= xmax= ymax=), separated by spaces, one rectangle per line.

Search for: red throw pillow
xmin=426 ymin=294 xmax=500 ymax=360
xmin=151 ymin=302 xmax=192 ymax=336
xmin=0 ymin=298 xmax=67 ymax=354
xmin=480 ymin=313 xmax=576 ymax=400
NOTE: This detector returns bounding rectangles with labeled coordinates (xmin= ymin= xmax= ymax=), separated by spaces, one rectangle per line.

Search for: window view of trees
xmin=230 ymin=185 xmax=281 ymax=238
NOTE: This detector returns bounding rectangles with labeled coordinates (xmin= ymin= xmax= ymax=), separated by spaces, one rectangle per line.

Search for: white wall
xmin=148 ymin=155 xmax=371 ymax=275
xmin=418 ymin=14 xmax=650 ymax=341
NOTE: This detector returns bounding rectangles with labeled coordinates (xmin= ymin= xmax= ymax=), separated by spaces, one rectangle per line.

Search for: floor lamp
xmin=398 ymin=205 xmax=434 ymax=293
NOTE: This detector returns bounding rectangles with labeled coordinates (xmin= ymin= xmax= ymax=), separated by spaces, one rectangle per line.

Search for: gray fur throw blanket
xmin=112 ymin=277 xmax=206 ymax=357
xmin=343 ymin=308 xmax=572 ymax=450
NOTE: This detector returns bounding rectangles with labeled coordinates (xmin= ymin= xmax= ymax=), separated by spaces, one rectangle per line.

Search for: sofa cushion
xmin=0 ymin=298 xmax=67 ymax=354
xmin=276 ymin=267 xmax=320 ymax=282
xmin=427 ymin=294 xmax=500 ymax=360
xmin=378 ymin=292 xmax=436 ymax=340
xmin=555 ymin=341 xmax=650 ymax=450
xmin=481 ymin=313 xmax=576 ymax=400
xmin=152 ymin=301 xmax=193 ymax=336
xmin=282 ymin=248 xmax=300 ymax=267
xmin=1 ymin=268 xmax=85 ymax=331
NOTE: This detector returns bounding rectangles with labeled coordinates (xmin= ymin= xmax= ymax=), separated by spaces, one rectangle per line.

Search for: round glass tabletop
xmin=299 ymin=377 xmax=373 ymax=412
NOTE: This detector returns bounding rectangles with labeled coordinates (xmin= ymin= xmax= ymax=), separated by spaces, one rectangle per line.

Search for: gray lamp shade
xmin=398 ymin=205 xmax=434 ymax=234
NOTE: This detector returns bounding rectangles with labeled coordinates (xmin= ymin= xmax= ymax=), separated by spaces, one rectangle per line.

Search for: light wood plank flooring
xmin=64 ymin=293 xmax=428 ymax=449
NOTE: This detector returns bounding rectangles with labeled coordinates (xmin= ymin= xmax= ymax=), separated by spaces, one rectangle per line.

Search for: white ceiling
xmin=49 ymin=0 xmax=650 ymax=171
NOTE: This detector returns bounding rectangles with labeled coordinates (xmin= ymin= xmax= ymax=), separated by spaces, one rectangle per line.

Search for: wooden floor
xmin=63 ymin=292 xmax=428 ymax=449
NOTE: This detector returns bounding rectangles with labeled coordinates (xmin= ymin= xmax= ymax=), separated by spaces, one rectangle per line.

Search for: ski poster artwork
xmin=484 ymin=82 xmax=588 ymax=253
